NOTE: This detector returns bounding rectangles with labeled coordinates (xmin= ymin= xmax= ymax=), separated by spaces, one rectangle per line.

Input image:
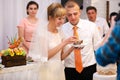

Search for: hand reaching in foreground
xmin=101 ymin=22 xmax=115 ymax=46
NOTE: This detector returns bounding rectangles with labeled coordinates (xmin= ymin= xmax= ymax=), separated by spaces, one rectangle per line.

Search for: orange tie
xmin=73 ymin=26 xmax=83 ymax=73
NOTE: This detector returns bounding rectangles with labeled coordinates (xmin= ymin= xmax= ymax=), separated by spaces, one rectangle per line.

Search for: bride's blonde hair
xmin=47 ymin=3 xmax=66 ymax=20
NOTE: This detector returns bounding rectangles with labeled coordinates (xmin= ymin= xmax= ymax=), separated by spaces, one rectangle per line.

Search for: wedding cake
xmin=97 ymin=64 xmax=117 ymax=75
xmin=93 ymin=64 xmax=117 ymax=80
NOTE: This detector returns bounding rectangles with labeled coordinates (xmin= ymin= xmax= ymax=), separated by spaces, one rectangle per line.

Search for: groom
xmin=61 ymin=1 xmax=101 ymax=80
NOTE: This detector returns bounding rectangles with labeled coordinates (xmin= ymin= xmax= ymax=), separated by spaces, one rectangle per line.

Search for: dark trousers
xmin=64 ymin=64 xmax=96 ymax=80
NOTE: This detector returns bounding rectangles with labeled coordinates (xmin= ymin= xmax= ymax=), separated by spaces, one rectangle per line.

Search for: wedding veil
xmin=28 ymin=20 xmax=48 ymax=62
xmin=28 ymin=2 xmax=49 ymax=62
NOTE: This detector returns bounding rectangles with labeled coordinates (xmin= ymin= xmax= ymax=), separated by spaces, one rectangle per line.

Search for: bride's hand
xmin=63 ymin=36 xmax=77 ymax=44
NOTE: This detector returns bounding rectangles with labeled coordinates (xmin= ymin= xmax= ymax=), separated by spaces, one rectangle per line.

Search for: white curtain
xmin=0 ymin=0 xmax=61 ymax=50
xmin=0 ymin=0 xmax=26 ymax=50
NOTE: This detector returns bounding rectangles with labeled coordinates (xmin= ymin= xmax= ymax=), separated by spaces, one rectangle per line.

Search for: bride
xmin=28 ymin=3 xmax=77 ymax=80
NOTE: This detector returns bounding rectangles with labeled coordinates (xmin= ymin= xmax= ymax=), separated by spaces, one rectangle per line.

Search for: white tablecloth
xmin=0 ymin=62 xmax=41 ymax=80
xmin=93 ymin=72 xmax=116 ymax=80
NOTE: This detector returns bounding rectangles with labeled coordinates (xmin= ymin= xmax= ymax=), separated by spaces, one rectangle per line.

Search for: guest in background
xmin=86 ymin=6 xmax=109 ymax=38
xmin=95 ymin=13 xmax=120 ymax=80
xmin=61 ymin=1 xmax=101 ymax=80
xmin=17 ymin=1 xmax=39 ymax=53
xmin=108 ymin=12 xmax=118 ymax=27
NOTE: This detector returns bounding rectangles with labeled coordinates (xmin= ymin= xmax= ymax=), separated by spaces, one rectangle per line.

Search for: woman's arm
xmin=61 ymin=46 xmax=74 ymax=60
xmin=18 ymin=26 xmax=29 ymax=50
xmin=48 ymin=36 xmax=76 ymax=60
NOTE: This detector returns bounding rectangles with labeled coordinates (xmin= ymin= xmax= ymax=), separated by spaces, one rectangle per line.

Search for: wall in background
xmin=81 ymin=0 xmax=91 ymax=19
xmin=109 ymin=0 xmax=120 ymax=14
xmin=91 ymin=0 xmax=120 ymax=19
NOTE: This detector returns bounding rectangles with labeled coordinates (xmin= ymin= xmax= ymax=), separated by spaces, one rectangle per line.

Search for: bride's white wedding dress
xmin=29 ymin=27 xmax=65 ymax=80
xmin=38 ymin=31 xmax=65 ymax=80
xmin=28 ymin=0 xmax=65 ymax=78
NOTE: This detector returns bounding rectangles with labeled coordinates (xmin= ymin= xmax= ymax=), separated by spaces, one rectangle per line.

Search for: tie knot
xmin=73 ymin=26 xmax=79 ymax=39
xmin=73 ymin=26 xmax=78 ymax=30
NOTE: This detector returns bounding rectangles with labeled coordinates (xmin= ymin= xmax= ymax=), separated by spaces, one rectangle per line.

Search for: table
xmin=0 ymin=62 xmax=41 ymax=80
xmin=93 ymin=72 xmax=116 ymax=80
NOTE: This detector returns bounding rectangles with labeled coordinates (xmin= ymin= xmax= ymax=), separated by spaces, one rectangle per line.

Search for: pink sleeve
xmin=17 ymin=18 xmax=25 ymax=28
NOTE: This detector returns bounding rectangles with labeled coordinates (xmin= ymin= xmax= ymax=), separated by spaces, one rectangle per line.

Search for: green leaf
xmin=3 ymin=50 xmax=9 ymax=56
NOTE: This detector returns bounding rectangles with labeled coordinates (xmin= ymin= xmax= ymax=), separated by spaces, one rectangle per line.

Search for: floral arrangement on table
xmin=0 ymin=47 xmax=26 ymax=57
xmin=0 ymin=35 xmax=26 ymax=67
xmin=0 ymin=35 xmax=26 ymax=56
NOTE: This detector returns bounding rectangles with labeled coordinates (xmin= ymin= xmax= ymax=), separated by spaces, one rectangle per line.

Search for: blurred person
xmin=95 ymin=13 xmax=120 ymax=80
xmin=17 ymin=1 xmax=39 ymax=53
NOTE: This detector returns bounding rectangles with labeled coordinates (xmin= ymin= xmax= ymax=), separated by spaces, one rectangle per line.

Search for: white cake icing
xmin=97 ymin=63 xmax=117 ymax=75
